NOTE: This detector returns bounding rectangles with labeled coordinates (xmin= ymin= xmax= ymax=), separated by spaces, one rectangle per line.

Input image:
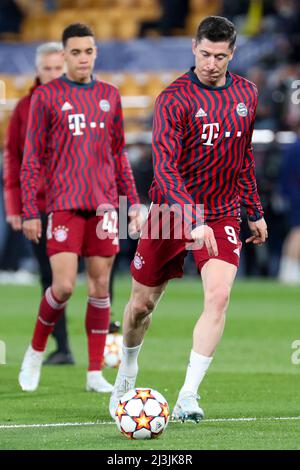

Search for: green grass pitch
xmin=0 ymin=277 xmax=299 ymax=450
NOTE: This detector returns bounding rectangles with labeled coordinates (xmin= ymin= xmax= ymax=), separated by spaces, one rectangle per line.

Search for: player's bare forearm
xmin=246 ymin=217 xmax=268 ymax=245
xmin=22 ymin=218 xmax=42 ymax=243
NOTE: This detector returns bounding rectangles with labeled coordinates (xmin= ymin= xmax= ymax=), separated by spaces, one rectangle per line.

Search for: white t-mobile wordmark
xmin=68 ymin=113 xmax=105 ymax=136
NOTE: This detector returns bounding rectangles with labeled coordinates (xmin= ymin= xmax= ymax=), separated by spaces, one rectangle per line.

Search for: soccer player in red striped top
xmin=110 ymin=16 xmax=268 ymax=422
xmin=19 ymin=23 xmax=140 ymax=393
xmin=3 ymin=42 xmax=75 ymax=366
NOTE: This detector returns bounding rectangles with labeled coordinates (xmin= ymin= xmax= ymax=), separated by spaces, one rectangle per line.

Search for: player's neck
xmin=65 ymin=72 xmax=92 ymax=84
xmin=194 ymin=69 xmax=227 ymax=88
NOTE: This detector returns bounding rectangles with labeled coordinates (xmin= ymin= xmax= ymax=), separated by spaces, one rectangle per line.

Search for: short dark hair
xmin=62 ymin=23 xmax=94 ymax=47
xmin=195 ymin=16 xmax=236 ymax=50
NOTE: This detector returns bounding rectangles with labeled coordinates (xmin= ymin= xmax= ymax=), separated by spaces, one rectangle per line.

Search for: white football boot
xmin=109 ymin=371 xmax=137 ymax=420
xmin=18 ymin=345 xmax=44 ymax=392
xmin=86 ymin=371 xmax=114 ymax=393
xmin=171 ymin=391 xmax=204 ymax=423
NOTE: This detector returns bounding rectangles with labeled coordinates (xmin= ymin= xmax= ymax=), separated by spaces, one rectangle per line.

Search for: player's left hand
xmin=246 ymin=217 xmax=268 ymax=245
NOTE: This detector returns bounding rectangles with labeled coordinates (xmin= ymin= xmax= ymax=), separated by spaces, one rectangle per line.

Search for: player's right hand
xmin=6 ymin=215 xmax=22 ymax=231
xmin=128 ymin=208 xmax=146 ymax=237
xmin=190 ymin=225 xmax=218 ymax=257
xmin=22 ymin=218 xmax=42 ymax=244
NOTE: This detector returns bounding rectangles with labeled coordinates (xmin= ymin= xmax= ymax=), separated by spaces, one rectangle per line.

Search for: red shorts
xmin=192 ymin=217 xmax=242 ymax=273
xmin=131 ymin=211 xmax=242 ymax=287
xmin=46 ymin=210 xmax=120 ymax=258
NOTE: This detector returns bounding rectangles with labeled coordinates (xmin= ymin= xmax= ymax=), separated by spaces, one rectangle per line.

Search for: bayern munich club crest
xmin=53 ymin=225 xmax=69 ymax=242
xmin=99 ymin=99 xmax=110 ymax=112
xmin=236 ymin=102 xmax=248 ymax=117
xmin=133 ymin=252 xmax=145 ymax=270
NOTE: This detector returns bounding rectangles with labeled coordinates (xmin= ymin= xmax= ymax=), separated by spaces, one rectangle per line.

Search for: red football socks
xmin=85 ymin=296 xmax=110 ymax=371
xmin=31 ymin=287 xmax=67 ymax=352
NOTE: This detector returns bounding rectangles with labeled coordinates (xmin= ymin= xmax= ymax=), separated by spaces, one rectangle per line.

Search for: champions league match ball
xmin=115 ymin=388 xmax=170 ymax=440
xmin=103 ymin=334 xmax=123 ymax=368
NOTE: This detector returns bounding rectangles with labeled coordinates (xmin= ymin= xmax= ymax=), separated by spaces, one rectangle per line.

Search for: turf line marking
xmin=1 ymin=416 xmax=300 ymax=429
xmin=205 ymin=416 xmax=300 ymax=423
xmin=0 ymin=422 xmax=109 ymax=429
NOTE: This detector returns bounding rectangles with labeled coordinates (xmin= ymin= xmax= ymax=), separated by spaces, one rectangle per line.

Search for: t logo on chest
xmin=201 ymin=123 xmax=220 ymax=146
xmin=68 ymin=113 xmax=86 ymax=136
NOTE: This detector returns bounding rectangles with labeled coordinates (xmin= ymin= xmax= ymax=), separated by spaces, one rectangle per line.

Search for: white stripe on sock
xmin=38 ymin=315 xmax=55 ymax=327
xmin=88 ymin=296 xmax=110 ymax=308
xmin=91 ymin=329 xmax=109 ymax=334
xmin=45 ymin=288 xmax=67 ymax=310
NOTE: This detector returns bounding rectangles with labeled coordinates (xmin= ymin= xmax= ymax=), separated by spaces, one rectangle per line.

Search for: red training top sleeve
xmin=20 ymin=91 xmax=49 ymax=220
xmin=3 ymin=100 xmax=24 ymax=216
xmin=238 ymin=90 xmax=264 ymax=220
xmin=112 ymin=91 xmax=140 ymax=207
